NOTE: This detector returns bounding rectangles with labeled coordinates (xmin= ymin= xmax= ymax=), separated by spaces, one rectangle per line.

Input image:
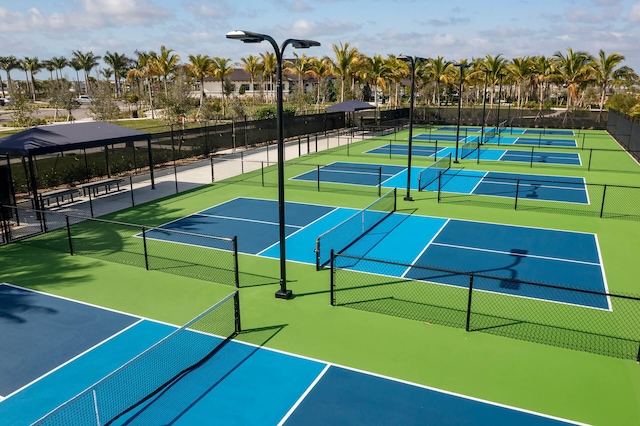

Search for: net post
xmin=582 ymin=134 xmax=586 ymax=150
xmin=142 ymin=226 xmax=149 ymax=270
xmin=315 ymin=239 xmax=321 ymax=271
xmin=211 ymin=157 xmax=215 ymax=182
xmin=514 ymin=179 xmax=520 ymax=210
xmin=234 ymin=291 xmax=242 ymax=334
xmin=588 ymin=149 xmax=593 ymax=171
xmin=434 ymin=140 xmax=438 ymax=161
xmin=600 ymin=184 xmax=608 ymax=218
xmin=530 ymin=147 xmax=534 ymax=168
xmin=330 ymin=249 xmax=336 ymax=306
xmin=636 ymin=342 xmax=640 ymax=364
xmin=240 ymin=151 xmax=244 ymax=174
xmin=317 ymin=165 xmax=321 ymax=192
xmin=261 ymin=162 xmax=265 ymax=187
xmin=66 ymin=216 xmax=73 ymax=256
xmin=465 ymin=274 xmax=474 ymax=332
xmin=233 ymin=236 xmax=240 ymax=288
xmin=393 ymin=187 xmax=397 ymax=211
xmin=437 ymin=172 xmax=442 ymax=203
xmin=298 ymin=136 xmax=301 ymax=157
xmin=378 ymin=167 xmax=382 ymax=197
xmin=389 ymin=140 xmax=392 ymax=159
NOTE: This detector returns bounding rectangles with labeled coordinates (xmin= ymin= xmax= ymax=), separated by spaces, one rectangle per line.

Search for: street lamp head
xmin=453 ymin=62 xmax=470 ymax=68
xmin=398 ymin=55 xmax=426 ymax=64
xmin=225 ymin=30 xmax=266 ymax=43
xmin=291 ymin=39 xmax=321 ymax=49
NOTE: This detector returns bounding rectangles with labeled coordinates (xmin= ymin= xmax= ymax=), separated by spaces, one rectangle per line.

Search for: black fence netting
xmin=5 ymin=112 xmax=346 ymax=196
xmin=330 ymin=253 xmax=640 ymax=360
xmin=607 ymin=109 xmax=640 ymax=162
xmin=0 ymin=205 xmax=239 ymax=287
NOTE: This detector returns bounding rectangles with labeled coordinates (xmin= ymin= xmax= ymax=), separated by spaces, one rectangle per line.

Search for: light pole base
xmin=275 ymin=289 xmax=293 ymax=299
xmin=453 ymin=160 xmax=460 ymax=164
xmin=404 ymin=196 xmax=414 ymax=202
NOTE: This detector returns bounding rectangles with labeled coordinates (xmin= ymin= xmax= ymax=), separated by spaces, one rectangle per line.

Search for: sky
xmin=2 ymin=0 xmax=640 ymax=79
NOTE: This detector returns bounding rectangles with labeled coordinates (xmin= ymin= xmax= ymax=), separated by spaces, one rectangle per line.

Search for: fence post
xmin=129 ymin=176 xmax=135 ymax=207
xmin=307 ymin=135 xmax=310 ymax=153
xmin=636 ymin=343 xmax=640 ymax=364
xmin=600 ymin=184 xmax=608 ymax=218
xmin=330 ymin=249 xmax=335 ymax=305
xmin=434 ymin=140 xmax=438 ymax=161
xmin=233 ymin=236 xmax=240 ymax=289
xmin=142 ymin=226 xmax=149 ymax=270
xmin=261 ymin=162 xmax=265 ymax=187
xmin=211 ymin=157 xmax=215 ymax=182
xmin=465 ymin=274 xmax=474 ymax=331
xmin=87 ymin=188 xmax=94 ymax=217
xmin=317 ymin=165 xmax=321 ymax=192
xmin=514 ymin=179 xmax=520 ymax=210
xmin=66 ymin=216 xmax=73 ymax=255
xmin=298 ymin=137 xmax=301 ymax=157
xmin=241 ymin=151 xmax=244 ymax=174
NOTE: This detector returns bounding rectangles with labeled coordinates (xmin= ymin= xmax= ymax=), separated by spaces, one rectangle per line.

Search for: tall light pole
xmin=398 ymin=55 xmax=425 ymax=201
xmin=480 ymin=69 xmax=491 ymax=145
xmin=227 ymin=30 xmax=320 ymax=299
xmin=453 ymin=63 xmax=469 ymax=163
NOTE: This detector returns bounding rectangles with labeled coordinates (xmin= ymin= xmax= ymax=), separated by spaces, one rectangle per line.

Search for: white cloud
xmin=629 ymin=2 xmax=640 ymax=21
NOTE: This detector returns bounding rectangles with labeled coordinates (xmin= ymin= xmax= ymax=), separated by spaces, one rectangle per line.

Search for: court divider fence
xmin=329 ymin=252 xmax=640 ymax=361
xmin=431 ymin=172 xmax=640 ymax=221
xmin=0 ymin=204 xmax=240 ymax=287
xmin=32 ymin=291 xmax=241 ymax=426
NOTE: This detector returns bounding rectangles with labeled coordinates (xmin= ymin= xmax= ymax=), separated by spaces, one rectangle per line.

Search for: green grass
xmin=2 ymin=127 xmax=640 ymax=425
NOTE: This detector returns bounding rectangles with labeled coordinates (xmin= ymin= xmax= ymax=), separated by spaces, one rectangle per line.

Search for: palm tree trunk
xmin=147 ymin=77 xmax=155 ymax=119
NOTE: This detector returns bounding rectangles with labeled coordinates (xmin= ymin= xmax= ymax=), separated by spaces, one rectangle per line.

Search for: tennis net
xmin=482 ymin=126 xmax=497 ymax=143
xmin=460 ymin=139 xmax=479 ymax=159
xmin=418 ymin=153 xmax=452 ymax=191
xmin=315 ymin=188 xmax=396 ymax=269
xmin=32 ymin=291 xmax=241 ymax=426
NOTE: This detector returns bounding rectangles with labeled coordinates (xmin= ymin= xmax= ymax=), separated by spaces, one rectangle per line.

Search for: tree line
xmin=0 ymin=43 xmax=638 ymax=124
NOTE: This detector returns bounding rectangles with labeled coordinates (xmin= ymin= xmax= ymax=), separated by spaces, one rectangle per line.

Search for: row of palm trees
xmin=0 ymin=44 xmax=636 ymax=114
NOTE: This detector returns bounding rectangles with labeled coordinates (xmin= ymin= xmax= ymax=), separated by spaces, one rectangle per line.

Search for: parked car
xmin=0 ymin=97 xmax=12 ymax=106
xmin=76 ymin=95 xmax=92 ymax=104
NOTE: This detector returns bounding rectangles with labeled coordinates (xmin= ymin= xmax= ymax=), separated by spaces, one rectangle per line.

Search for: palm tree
xmin=150 ymin=45 xmax=180 ymax=96
xmin=307 ymin=56 xmax=333 ymax=106
xmin=507 ymin=57 xmax=534 ymax=108
xmin=211 ymin=57 xmax=233 ymax=116
xmin=260 ymin=51 xmax=277 ymax=103
xmin=590 ymin=49 xmax=634 ymax=114
xmin=386 ymin=55 xmax=408 ymax=107
xmin=531 ymin=55 xmax=554 ymax=111
xmin=43 ymin=60 xmax=55 ymax=81
xmin=187 ymin=54 xmax=213 ymax=107
xmin=72 ymin=50 xmax=101 ymax=95
xmin=284 ymin=53 xmax=313 ymax=97
xmin=69 ymin=58 xmax=84 ymax=94
xmin=330 ymin=41 xmax=360 ymax=102
xmin=552 ymin=48 xmax=594 ymax=110
xmin=240 ymin=54 xmax=263 ymax=98
xmin=366 ymin=54 xmax=391 ymax=105
xmin=21 ymin=57 xmax=42 ymax=101
xmin=50 ymin=56 xmax=69 ymax=87
xmin=0 ymin=55 xmax=20 ymax=95
xmin=423 ymin=56 xmax=454 ymax=106
xmin=129 ymin=50 xmax=158 ymax=118
xmin=482 ymin=54 xmax=508 ymax=107
xmin=103 ymin=51 xmax=131 ymax=98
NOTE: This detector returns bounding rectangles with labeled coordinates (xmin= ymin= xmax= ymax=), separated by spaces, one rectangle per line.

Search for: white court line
xmin=277 ymin=364 xmax=331 ymax=426
xmin=193 ymin=213 xmax=303 ymax=229
xmin=401 ymin=219 xmax=450 ymax=278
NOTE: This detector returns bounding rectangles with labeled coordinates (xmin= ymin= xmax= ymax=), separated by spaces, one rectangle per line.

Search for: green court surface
xmin=2 ymin=127 xmax=640 ymax=425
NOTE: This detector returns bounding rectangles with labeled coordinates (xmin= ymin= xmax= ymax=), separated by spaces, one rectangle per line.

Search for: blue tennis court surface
xmin=139 ymin=198 xmax=606 ymax=309
xmin=290 ymin=161 xmax=588 ymax=204
xmin=428 ymin=170 xmax=589 ymax=204
xmin=435 ymin=126 xmax=575 ymax=137
xmin=365 ymin=144 xmax=581 ymax=166
xmin=0 ymin=285 xmax=586 ymax=425
xmin=486 ymin=136 xmax=577 ymax=147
